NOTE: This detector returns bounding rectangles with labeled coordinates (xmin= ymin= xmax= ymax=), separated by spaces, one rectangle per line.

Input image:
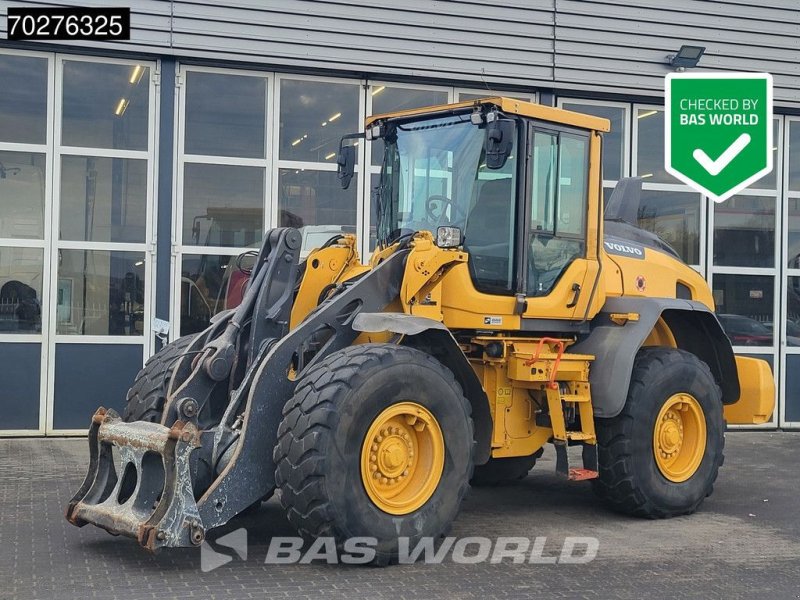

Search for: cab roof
xmin=365 ymin=96 xmax=611 ymax=133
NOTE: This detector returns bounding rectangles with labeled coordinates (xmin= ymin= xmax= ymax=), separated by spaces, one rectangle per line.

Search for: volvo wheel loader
xmin=66 ymin=97 xmax=775 ymax=564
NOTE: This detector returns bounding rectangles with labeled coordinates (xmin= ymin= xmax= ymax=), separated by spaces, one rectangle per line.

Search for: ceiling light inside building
xmin=292 ymin=134 xmax=308 ymax=146
xmin=640 ymin=173 xmax=653 ymax=178
xmin=372 ymin=86 xmax=385 ymax=96
xmin=328 ymin=112 xmax=342 ymax=122
xmin=325 ymin=152 xmax=336 ymax=160
xmin=114 ymin=98 xmax=129 ymax=116
xmin=638 ymin=110 xmax=658 ymax=119
xmin=129 ymin=65 xmax=144 ymax=85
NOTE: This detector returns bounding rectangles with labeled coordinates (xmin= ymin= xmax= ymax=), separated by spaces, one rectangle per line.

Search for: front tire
xmin=123 ymin=334 xmax=195 ymax=423
xmin=273 ymin=344 xmax=475 ymax=565
xmin=592 ymin=347 xmax=725 ymax=518
xmin=471 ymin=451 xmax=542 ymax=486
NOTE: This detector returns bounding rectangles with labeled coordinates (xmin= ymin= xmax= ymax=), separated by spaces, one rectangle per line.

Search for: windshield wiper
xmin=396 ymin=114 xmax=470 ymax=132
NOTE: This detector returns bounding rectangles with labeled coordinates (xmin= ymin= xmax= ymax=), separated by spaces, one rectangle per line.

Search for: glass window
xmin=367 ymin=173 xmax=381 ymax=252
xmin=785 ymin=277 xmax=800 ymax=346
xmin=59 ymin=156 xmax=148 ymax=243
xmin=370 ymin=86 xmax=448 ymax=163
xmin=375 ymin=113 xmax=517 ymax=294
xmin=0 ymin=247 xmax=43 ymax=333
xmin=530 ymin=132 xmax=557 ymax=233
xmin=279 ymin=79 xmax=359 ymax=162
xmin=183 ymin=164 xmax=264 ymax=247
xmin=790 ymin=121 xmax=800 ymax=192
xmin=562 ymin=102 xmax=625 ymax=181
xmin=638 ymin=190 xmax=701 ymax=265
xmin=783 ymin=355 xmax=800 ymax=422
xmin=61 ymin=61 xmax=150 ymax=151
xmin=0 ymin=54 xmax=48 ymax=145
xmin=603 ymin=185 xmax=615 ymax=208
xmin=752 ymin=119 xmax=779 ymax=190
xmin=527 ymin=132 xmax=586 ymax=297
xmin=180 ymin=253 xmax=247 ymax=336
xmin=558 ymin=135 xmax=589 ymax=237
xmin=636 ymin=109 xmax=678 ymax=184
xmin=457 ymin=92 xmax=531 ymax=102
xmin=0 ymin=151 xmax=46 ymax=239
xmin=278 ymin=169 xmax=357 ymax=229
xmin=713 ymin=274 xmax=774 ymax=347
xmin=788 ymin=197 xmax=800 ymax=268
xmin=713 ymin=195 xmax=775 ymax=268
xmin=184 ymin=72 xmax=267 ymax=158
xmin=56 ymin=250 xmax=145 ymax=335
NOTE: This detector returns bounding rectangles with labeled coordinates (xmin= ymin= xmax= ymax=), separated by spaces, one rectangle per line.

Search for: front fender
xmin=352 ymin=312 xmax=493 ymax=464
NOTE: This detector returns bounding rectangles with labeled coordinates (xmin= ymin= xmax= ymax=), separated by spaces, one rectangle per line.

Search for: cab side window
xmin=527 ymin=131 xmax=589 ymax=297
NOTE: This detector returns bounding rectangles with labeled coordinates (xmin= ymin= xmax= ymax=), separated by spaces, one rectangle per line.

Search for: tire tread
xmin=122 ymin=335 xmax=195 ymax=422
xmin=273 ymin=344 xmax=475 ymax=561
xmin=592 ymin=347 xmax=725 ymax=519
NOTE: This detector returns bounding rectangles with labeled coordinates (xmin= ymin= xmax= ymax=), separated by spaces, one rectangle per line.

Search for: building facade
xmin=0 ymin=0 xmax=798 ymax=434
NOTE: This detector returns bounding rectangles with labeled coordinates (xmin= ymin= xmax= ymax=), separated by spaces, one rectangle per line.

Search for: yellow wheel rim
xmin=360 ymin=402 xmax=444 ymax=515
xmin=653 ymin=393 xmax=707 ymax=482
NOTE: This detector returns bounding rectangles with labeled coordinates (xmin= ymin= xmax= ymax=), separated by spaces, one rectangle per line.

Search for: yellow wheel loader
xmin=66 ymin=97 xmax=775 ymax=564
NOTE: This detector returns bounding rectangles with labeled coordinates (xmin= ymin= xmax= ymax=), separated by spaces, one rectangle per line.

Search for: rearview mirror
xmin=484 ymin=118 xmax=515 ymax=170
xmin=337 ymin=145 xmax=356 ymax=189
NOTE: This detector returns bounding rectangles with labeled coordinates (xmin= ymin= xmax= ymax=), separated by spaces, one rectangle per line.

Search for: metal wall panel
xmin=0 ymin=0 xmax=172 ymax=51
xmin=1 ymin=0 xmax=798 ymax=105
xmin=554 ymin=0 xmax=800 ymax=106
xmin=0 ymin=343 xmax=41 ymax=430
xmin=169 ymin=0 xmax=555 ymax=85
xmin=52 ymin=343 xmax=143 ymax=430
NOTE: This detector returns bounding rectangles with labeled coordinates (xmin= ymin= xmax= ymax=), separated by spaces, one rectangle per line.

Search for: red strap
xmin=522 ymin=337 xmax=565 ymax=390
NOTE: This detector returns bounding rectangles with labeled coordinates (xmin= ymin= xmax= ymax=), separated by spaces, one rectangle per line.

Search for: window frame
xmin=519 ymin=120 xmax=592 ymax=298
xmin=556 ymin=97 xmax=631 ymax=187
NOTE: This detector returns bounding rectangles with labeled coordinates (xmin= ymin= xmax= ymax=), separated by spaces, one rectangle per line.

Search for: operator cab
xmin=338 ymin=97 xmax=609 ymax=324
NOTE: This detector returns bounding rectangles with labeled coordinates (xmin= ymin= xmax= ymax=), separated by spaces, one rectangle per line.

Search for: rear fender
xmin=571 ymin=297 xmax=740 ymax=418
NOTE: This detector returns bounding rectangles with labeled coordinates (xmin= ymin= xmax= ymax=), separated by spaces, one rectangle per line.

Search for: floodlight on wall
xmin=668 ymin=45 xmax=706 ymax=71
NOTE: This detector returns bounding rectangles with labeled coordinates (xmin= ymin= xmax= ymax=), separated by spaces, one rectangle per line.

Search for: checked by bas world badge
xmin=665 ymin=72 xmax=773 ymax=203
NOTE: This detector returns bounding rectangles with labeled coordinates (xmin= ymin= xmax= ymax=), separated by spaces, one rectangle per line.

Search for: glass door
xmin=47 ymin=55 xmax=158 ymax=433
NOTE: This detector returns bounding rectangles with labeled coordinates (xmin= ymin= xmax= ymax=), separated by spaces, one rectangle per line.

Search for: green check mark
xmin=692 ymin=133 xmax=752 ymax=176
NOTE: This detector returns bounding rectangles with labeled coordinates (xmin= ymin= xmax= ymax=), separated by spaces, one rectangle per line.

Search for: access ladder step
xmin=566 ymin=431 xmax=595 ymax=442
xmin=568 ymin=468 xmax=599 ymax=481
xmin=560 ymin=394 xmax=590 ymax=403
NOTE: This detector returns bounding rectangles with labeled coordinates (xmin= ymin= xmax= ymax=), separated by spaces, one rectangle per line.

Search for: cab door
xmin=519 ymin=124 xmax=603 ymax=324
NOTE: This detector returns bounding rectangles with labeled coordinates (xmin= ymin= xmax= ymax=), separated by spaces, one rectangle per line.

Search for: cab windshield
xmin=376 ymin=112 xmax=518 ymax=292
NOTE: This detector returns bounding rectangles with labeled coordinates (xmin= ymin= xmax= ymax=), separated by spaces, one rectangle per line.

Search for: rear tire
xmin=123 ymin=335 xmax=196 ymax=423
xmin=471 ymin=451 xmax=542 ymax=486
xmin=273 ymin=344 xmax=475 ymax=565
xmin=591 ymin=347 xmax=725 ymax=518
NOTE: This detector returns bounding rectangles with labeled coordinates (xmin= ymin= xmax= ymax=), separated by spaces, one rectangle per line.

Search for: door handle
xmin=566 ymin=283 xmax=582 ymax=308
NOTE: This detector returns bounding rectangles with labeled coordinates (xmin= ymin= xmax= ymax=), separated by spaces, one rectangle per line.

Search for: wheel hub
xmin=361 ymin=402 xmax=444 ymax=515
xmin=653 ymin=393 xmax=707 ymax=483
xmin=658 ymin=410 xmax=684 ymax=456
xmin=371 ymin=428 xmax=413 ymax=482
